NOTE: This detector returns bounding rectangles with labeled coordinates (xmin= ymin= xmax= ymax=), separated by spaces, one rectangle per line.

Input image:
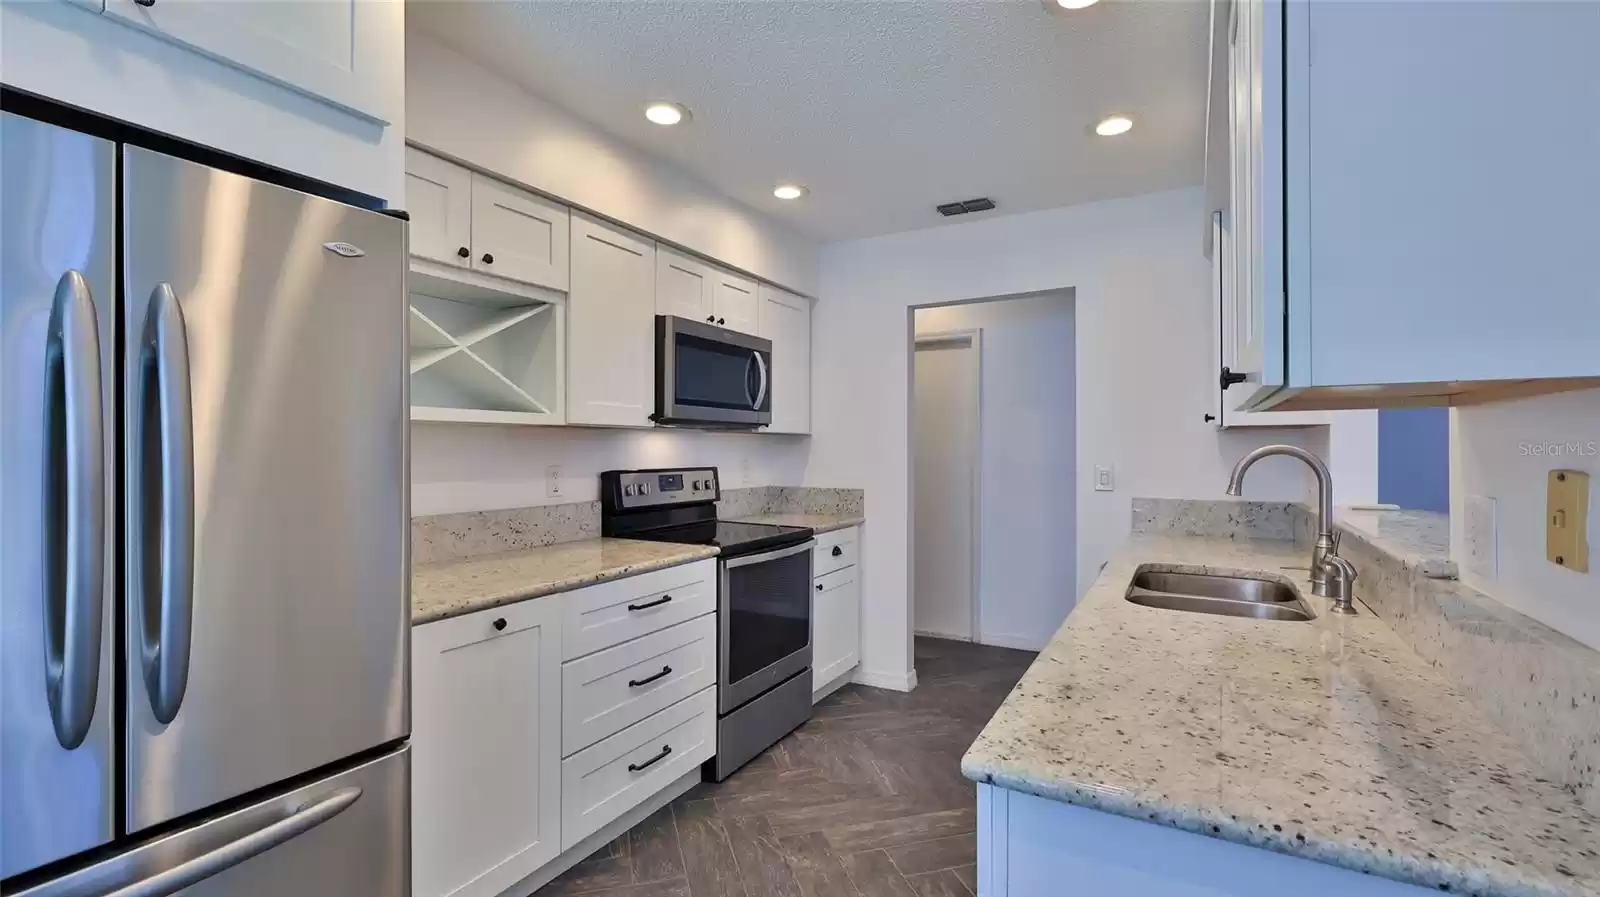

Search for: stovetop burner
xmin=623 ymin=520 xmax=813 ymax=556
xmin=599 ymin=467 xmax=814 ymax=557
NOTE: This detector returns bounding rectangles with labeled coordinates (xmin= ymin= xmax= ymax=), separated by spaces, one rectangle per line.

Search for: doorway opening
xmin=909 ymin=291 xmax=1076 ymax=651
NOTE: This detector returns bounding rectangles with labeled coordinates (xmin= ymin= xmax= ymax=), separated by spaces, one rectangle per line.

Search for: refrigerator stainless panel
xmin=11 ymin=746 xmax=410 ymax=897
xmin=121 ymin=146 xmax=409 ymax=832
xmin=1 ymin=110 xmax=118 ymax=878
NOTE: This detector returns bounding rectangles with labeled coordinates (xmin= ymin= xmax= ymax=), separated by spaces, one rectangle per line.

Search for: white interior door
xmin=912 ymin=333 xmax=980 ymax=642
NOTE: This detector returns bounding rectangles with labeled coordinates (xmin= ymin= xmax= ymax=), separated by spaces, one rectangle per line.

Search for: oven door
xmin=718 ymin=540 xmax=814 ymax=713
xmin=656 ymin=316 xmax=772 ymax=427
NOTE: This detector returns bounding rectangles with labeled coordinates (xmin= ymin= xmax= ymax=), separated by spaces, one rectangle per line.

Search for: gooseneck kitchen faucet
xmin=1225 ymin=445 xmax=1358 ymax=614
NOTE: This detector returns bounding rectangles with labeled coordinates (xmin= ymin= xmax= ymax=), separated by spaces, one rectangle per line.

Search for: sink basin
xmin=1125 ymin=570 xmax=1315 ymax=622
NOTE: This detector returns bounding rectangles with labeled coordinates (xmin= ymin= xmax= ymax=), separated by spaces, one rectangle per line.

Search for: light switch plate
xmin=1548 ymin=470 xmax=1590 ymax=573
xmin=1094 ymin=465 xmax=1115 ymax=492
xmin=545 ymin=465 xmax=564 ymax=499
xmin=1463 ymin=495 xmax=1497 ymax=580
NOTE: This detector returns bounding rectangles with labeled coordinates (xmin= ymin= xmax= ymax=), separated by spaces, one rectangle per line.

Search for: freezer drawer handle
xmin=628 ymin=745 xmax=672 ymax=772
xmin=97 ymin=787 xmax=362 ymax=897
xmin=42 ymin=270 xmax=106 ymax=750
xmin=133 ymin=283 xmax=195 ymax=726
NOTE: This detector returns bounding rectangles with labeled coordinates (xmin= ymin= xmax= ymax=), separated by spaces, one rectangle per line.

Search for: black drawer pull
xmin=492 ymin=618 xmax=507 ymax=631
xmin=831 ymin=546 xmax=843 ymax=557
xmin=628 ymin=666 xmax=672 ymax=688
xmin=629 ymin=745 xmax=672 ymax=772
xmin=628 ymin=594 xmax=673 ymax=611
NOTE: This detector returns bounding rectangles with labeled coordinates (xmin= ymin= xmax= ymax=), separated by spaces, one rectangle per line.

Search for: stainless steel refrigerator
xmin=1 ymin=109 xmax=410 ymax=895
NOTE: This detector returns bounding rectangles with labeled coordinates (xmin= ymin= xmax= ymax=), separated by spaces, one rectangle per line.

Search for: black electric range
xmin=599 ymin=467 xmax=816 ymax=783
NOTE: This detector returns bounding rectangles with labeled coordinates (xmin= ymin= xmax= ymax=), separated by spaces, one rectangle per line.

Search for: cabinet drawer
xmin=561 ymin=687 xmax=717 ymax=850
xmin=813 ymin=527 xmax=859 ymax=577
xmin=562 ymin=559 xmax=717 ymax=660
xmin=561 ymin=614 xmax=717 ymax=756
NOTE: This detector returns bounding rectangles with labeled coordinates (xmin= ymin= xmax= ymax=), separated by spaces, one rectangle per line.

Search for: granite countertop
xmin=729 ymin=512 xmax=865 ymax=534
xmin=961 ymin=533 xmax=1600 ymax=897
xmin=412 ymin=538 xmax=719 ymax=625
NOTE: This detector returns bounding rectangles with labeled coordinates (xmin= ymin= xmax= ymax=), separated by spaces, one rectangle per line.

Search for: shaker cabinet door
xmin=567 ymin=212 xmax=655 ymax=427
xmin=405 ymin=148 xmax=474 ymax=269
xmin=758 ymin=285 xmax=812 ymax=434
xmin=655 ymin=246 xmax=714 ymax=322
xmin=469 ymin=174 xmax=571 ymax=292
xmin=712 ymin=269 xmax=759 ymax=336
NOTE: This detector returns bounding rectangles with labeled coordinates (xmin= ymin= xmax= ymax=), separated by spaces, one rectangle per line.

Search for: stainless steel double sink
xmin=1124 ymin=570 xmax=1315 ymax=622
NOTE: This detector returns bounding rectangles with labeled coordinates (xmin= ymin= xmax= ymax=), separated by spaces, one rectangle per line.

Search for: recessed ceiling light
xmin=773 ymin=184 xmax=808 ymax=200
xmin=645 ymin=102 xmax=689 ymax=126
xmin=1094 ymin=115 xmax=1134 ymax=137
xmin=1041 ymin=0 xmax=1100 ymax=12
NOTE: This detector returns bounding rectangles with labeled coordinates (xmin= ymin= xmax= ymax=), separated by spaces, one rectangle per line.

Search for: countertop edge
xmin=411 ymin=547 xmax=720 ymax=626
xmin=727 ymin=514 xmax=866 ymax=534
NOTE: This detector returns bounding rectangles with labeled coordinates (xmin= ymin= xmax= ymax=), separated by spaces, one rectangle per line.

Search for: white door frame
xmin=911 ymin=328 xmax=983 ymax=643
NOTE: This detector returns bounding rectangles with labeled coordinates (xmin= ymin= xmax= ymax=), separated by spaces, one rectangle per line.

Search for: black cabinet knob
xmin=133 ymin=0 xmax=155 ymax=6
xmin=717 ymin=317 xmax=726 ymax=325
xmin=1204 ymin=414 xmax=1218 ymax=423
xmin=492 ymin=618 xmax=507 ymax=631
xmin=480 ymin=253 xmax=495 ymax=265
xmin=831 ymin=546 xmax=843 ymax=557
xmin=1219 ymin=367 xmax=1248 ymax=390
xmin=456 ymin=246 xmax=470 ymax=259
xmin=706 ymin=315 xmax=716 ymax=323
xmin=816 ymin=583 xmax=824 ymax=591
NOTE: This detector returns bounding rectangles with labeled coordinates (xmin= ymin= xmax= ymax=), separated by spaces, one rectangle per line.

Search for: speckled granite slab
xmin=1132 ymin=498 xmax=1298 ymax=541
xmin=718 ymin=486 xmax=865 ymax=521
xmin=412 ymin=539 xmax=717 ymax=625
xmin=728 ymin=512 xmax=864 ymax=534
xmin=961 ymin=533 xmax=1600 ymax=897
xmin=1321 ymin=507 xmax=1600 ymax=815
xmin=411 ymin=501 xmax=600 ymax=565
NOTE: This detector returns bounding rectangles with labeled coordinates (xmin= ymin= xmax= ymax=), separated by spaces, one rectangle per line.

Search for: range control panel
xmin=604 ymin=467 xmax=720 ymax=511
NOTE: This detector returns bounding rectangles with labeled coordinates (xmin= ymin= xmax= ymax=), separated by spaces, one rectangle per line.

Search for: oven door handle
xmin=722 ymin=539 xmax=816 ymax=570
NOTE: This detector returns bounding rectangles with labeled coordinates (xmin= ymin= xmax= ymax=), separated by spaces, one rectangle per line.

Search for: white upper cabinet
xmin=712 ymin=270 xmax=759 ymax=337
xmin=1207 ymin=0 xmax=1600 ymax=411
xmin=405 ymin=147 xmax=473 ymax=270
xmin=102 ymin=0 xmax=396 ymax=123
xmin=656 ymin=246 xmax=714 ymax=322
xmin=567 ymin=213 xmax=655 ymax=427
xmin=758 ymin=285 xmax=812 ymax=434
xmin=470 ymin=174 xmax=570 ymax=292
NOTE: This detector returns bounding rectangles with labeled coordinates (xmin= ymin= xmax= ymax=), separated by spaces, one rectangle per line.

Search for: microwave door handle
xmin=742 ymin=352 xmax=756 ymax=409
xmin=42 ymin=270 xmax=107 ymax=750
xmin=753 ymin=351 xmax=769 ymax=410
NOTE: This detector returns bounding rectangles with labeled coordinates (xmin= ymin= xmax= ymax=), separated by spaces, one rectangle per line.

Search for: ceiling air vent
xmin=937 ymin=197 xmax=997 ymax=217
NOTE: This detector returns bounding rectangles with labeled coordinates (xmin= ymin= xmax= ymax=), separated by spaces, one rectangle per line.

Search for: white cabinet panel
xmin=560 ymin=559 xmax=717 ymax=661
xmin=812 ymin=565 xmax=861 ymax=696
xmin=567 ymin=212 xmax=655 ymax=427
xmin=712 ymin=269 xmax=759 ymax=336
xmin=470 ymin=174 xmax=570 ymax=292
xmin=561 ymin=614 xmax=717 ymax=756
xmin=406 ymin=148 xmax=473 ymax=270
xmin=413 ymin=599 xmax=562 ymax=897
xmin=102 ymin=0 xmax=394 ymax=123
xmin=560 ymin=687 xmax=717 ymax=850
xmin=812 ymin=527 xmax=857 ymax=578
xmin=655 ymin=246 xmax=713 ymax=322
xmin=758 ymin=285 xmax=812 ymax=435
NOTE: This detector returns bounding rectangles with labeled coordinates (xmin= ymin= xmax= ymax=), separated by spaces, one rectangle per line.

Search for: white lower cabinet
xmin=413 ymin=598 xmax=563 ymax=897
xmin=560 ymin=686 xmax=718 ymax=850
xmin=811 ymin=526 xmax=863 ymax=700
xmin=413 ymin=563 xmax=720 ymax=897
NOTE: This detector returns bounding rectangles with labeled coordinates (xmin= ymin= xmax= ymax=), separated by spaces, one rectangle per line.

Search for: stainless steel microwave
xmin=653 ymin=315 xmax=773 ymax=428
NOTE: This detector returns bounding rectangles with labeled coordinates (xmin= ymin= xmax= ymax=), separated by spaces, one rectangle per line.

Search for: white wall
xmin=1451 ymin=389 xmax=1600 ymax=651
xmin=0 ymin=1 xmax=404 ymax=203
xmin=812 ymin=188 xmax=1371 ymax=686
xmin=914 ymin=294 xmax=1077 ymax=651
xmin=413 ymin=425 xmax=813 ymax=517
xmin=405 ymin=28 xmax=820 ymax=297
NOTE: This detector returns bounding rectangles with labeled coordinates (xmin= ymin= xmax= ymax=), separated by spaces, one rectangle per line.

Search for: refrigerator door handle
xmin=87 ymin=787 xmax=361 ymax=897
xmin=42 ymin=270 xmax=106 ymax=750
xmin=134 ymin=283 xmax=195 ymax=725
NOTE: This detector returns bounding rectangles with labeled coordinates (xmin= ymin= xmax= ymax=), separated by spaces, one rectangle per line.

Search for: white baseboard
xmin=977 ymin=632 xmax=1049 ymax=652
xmin=812 ymin=664 xmax=858 ymax=703
xmin=852 ymin=666 xmax=919 ymax=692
xmin=508 ymin=768 xmax=700 ymax=897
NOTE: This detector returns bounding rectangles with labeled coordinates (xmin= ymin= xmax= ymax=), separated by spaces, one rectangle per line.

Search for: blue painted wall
xmin=1377 ymin=408 xmax=1450 ymax=512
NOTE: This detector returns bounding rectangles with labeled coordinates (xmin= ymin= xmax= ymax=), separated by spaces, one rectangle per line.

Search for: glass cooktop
xmin=626 ymin=520 xmax=813 ymax=556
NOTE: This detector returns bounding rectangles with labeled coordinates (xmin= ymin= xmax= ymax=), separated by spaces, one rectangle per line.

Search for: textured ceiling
xmin=409 ymin=0 xmax=1210 ymax=241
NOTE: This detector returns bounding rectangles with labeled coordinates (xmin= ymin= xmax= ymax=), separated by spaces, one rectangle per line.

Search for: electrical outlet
xmin=545 ymin=465 xmax=564 ymax=499
xmin=1463 ymin=495 xmax=1497 ymax=580
xmin=1094 ymin=465 xmax=1115 ymax=492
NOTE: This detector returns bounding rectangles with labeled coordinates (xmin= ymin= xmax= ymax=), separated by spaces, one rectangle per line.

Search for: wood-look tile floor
xmin=536 ymin=637 xmax=1037 ymax=897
